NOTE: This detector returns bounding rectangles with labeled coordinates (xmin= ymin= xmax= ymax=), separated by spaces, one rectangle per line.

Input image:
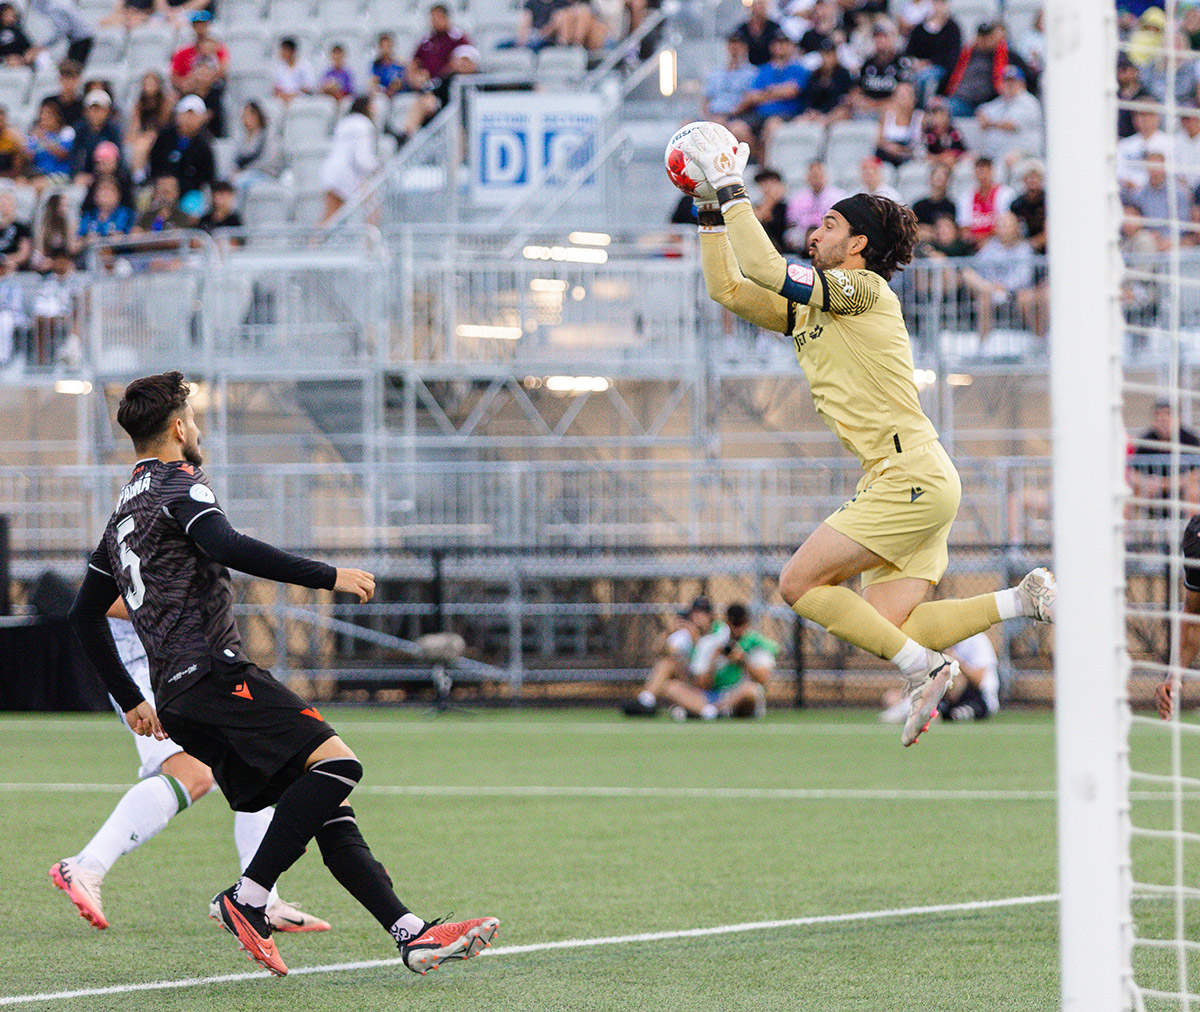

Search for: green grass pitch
xmin=0 ymin=706 xmax=1134 ymax=1011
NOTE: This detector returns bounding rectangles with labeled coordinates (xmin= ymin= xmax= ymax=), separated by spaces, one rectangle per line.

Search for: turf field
xmin=0 ymin=708 xmax=1071 ymax=1010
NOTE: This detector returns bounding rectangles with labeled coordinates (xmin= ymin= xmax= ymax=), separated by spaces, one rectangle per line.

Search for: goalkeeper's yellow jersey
xmin=701 ymin=201 xmax=938 ymax=468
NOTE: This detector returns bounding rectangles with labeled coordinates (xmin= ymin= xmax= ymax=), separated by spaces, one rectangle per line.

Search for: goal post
xmin=1046 ymin=1 xmax=1133 ymax=1010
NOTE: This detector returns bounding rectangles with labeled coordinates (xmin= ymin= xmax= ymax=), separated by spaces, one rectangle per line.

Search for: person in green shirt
xmin=622 ymin=596 xmax=722 ymax=717
xmin=664 ymin=603 xmax=779 ymax=720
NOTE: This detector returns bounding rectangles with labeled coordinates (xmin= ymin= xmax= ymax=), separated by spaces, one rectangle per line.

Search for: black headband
xmin=830 ymin=194 xmax=888 ymax=258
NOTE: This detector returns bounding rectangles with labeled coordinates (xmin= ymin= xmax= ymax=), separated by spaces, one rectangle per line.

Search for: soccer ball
xmin=664 ymin=121 xmax=736 ymax=200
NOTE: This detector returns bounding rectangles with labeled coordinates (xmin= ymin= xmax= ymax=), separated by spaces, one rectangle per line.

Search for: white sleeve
xmin=690 ymin=626 xmax=731 ymax=676
xmin=666 ymin=628 xmax=693 ymax=656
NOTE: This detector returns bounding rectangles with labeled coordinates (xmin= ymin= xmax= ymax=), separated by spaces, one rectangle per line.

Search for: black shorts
xmin=1184 ymin=515 xmax=1200 ymax=593
xmin=158 ymin=656 xmax=337 ymax=812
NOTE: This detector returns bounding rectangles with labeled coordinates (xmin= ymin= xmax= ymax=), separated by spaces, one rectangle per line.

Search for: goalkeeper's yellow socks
xmin=793 ymin=585 xmax=933 ymax=675
xmin=898 ymin=593 xmax=1005 ymax=652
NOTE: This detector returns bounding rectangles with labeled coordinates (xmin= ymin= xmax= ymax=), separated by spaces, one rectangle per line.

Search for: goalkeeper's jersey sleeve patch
xmin=779 ymin=260 xmax=816 ymax=304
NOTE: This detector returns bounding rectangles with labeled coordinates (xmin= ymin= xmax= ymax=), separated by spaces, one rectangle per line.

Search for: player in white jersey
xmin=49 ymin=598 xmax=329 ymax=933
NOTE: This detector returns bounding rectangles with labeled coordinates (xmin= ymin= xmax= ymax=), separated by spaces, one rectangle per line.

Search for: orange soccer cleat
xmin=209 ymin=885 xmax=288 ymax=976
xmin=400 ymin=916 xmax=500 ymax=975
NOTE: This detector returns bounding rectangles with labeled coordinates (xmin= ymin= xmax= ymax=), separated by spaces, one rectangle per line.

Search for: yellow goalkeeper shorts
xmin=823 ymin=439 xmax=962 ymax=588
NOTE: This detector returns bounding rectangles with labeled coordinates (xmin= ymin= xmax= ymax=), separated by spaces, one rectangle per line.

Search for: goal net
xmin=1052 ymin=0 xmax=1200 ymax=1008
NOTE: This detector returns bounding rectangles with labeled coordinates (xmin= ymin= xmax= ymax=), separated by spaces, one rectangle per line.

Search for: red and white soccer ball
xmin=664 ymin=121 xmax=737 ymax=200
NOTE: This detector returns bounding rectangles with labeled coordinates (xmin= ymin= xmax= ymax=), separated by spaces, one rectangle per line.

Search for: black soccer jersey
xmin=89 ymin=458 xmax=247 ymax=705
xmin=1185 ymin=514 xmax=1200 ymax=593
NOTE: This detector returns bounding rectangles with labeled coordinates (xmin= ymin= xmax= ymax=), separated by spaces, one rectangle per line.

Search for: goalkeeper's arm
xmin=698 ymin=206 xmax=791 ymax=333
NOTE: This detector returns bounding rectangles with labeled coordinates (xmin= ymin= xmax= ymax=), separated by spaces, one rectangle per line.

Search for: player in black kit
xmin=1155 ymin=515 xmax=1200 ymax=720
xmin=68 ymin=372 xmax=498 ymax=977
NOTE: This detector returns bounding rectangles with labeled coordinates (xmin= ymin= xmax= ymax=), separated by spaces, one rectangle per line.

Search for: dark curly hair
xmin=855 ymin=195 xmax=919 ymax=281
xmin=117 ymin=371 xmax=190 ymax=449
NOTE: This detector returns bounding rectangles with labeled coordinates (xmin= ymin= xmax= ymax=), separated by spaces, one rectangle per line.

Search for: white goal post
xmin=1046 ymin=1 xmax=1133 ymax=1010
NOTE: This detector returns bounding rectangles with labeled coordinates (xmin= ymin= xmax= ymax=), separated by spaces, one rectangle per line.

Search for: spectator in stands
xmin=753 ymin=168 xmax=790 ymax=253
xmin=856 ymin=156 xmax=900 ymax=201
xmin=961 ymin=211 xmax=1044 ymax=340
xmin=621 ymin=596 xmax=720 ymax=717
xmin=126 ymin=71 xmax=174 ymax=181
xmin=1015 ymin=9 xmax=1045 ymax=89
xmin=874 ymin=79 xmax=922 ymax=167
xmin=27 ymin=98 xmax=75 ymax=188
xmin=544 ymin=0 xmax=607 ymax=52
xmin=33 ymin=190 xmax=69 ymax=271
xmin=133 ymin=173 xmax=191 ymax=233
xmin=957 ymin=156 xmax=1013 ymax=247
xmin=853 ymin=21 xmax=908 ymax=117
xmin=732 ymin=34 xmax=808 ymax=163
xmin=925 ymin=212 xmax=973 ymax=257
xmin=1128 ymin=6 xmax=1167 ymax=66
xmin=1184 ymin=2 xmax=1200 ymax=50
xmin=799 ymin=38 xmax=854 ymax=126
xmin=199 ymin=179 xmax=242 ymax=236
xmin=232 ymin=100 xmax=282 ymax=203
xmin=77 ymin=176 xmax=134 ymax=250
xmin=1130 ymin=399 xmax=1200 ymax=510
xmin=513 ymin=0 xmax=565 ymax=50
xmin=320 ymin=96 xmax=378 ymax=224
xmin=1008 ymin=159 xmax=1047 ymax=253
xmin=102 ymin=0 xmax=211 ymax=31
xmin=32 ymin=246 xmax=80 ymax=365
xmin=662 ymin=603 xmax=777 ymax=721
xmin=170 ymin=11 xmax=228 ymax=136
xmin=894 ymin=0 xmax=930 ymax=36
xmin=1128 ymin=151 xmax=1193 ymax=250
xmin=0 ymin=106 xmax=28 ymax=180
xmin=0 ymin=3 xmax=36 ymax=67
xmin=371 ymin=33 xmax=407 ymax=97
xmin=1176 ymin=103 xmax=1200 ymax=190
xmin=795 ymin=0 xmax=841 ymax=55
xmin=1145 ymin=30 xmax=1200 ymax=105
xmin=1117 ymin=108 xmax=1171 ymax=189
xmin=51 ymin=59 xmax=85 ymax=129
xmin=319 ymin=44 xmax=356 ymax=102
xmin=148 ymin=94 xmax=215 ymax=202
xmin=975 ymin=65 xmax=1043 ymax=172
xmin=1117 ymin=53 xmax=1150 ymax=139
xmin=28 ymin=0 xmax=94 ymax=68
xmin=273 ymin=37 xmax=315 ymax=105
xmin=0 ymin=189 xmax=30 ymax=273
xmin=398 ymin=5 xmax=474 ymax=141
xmin=943 ymin=21 xmax=1008 ymax=117
xmin=786 ymin=159 xmax=845 ymax=246
xmin=703 ymin=34 xmax=756 ymax=134
xmin=912 ymin=162 xmax=956 ymax=240
xmin=70 ymin=90 xmax=122 ymax=182
xmin=734 ymin=0 xmax=783 ymax=67
xmin=904 ymin=0 xmax=962 ymax=107
xmin=396 ymin=40 xmax=478 ymax=145
xmin=81 ymin=140 xmax=135 ymax=214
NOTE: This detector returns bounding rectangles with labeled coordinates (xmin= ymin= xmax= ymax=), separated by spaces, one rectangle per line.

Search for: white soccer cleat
xmin=50 ymin=857 xmax=108 ymax=930
xmin=1016 ymin=567 xmax=1056 ymax=623
xmin=266 ymin=896 xmax=331 ymax=933
xmin=901 ymin=653 xmax=959 ymax=747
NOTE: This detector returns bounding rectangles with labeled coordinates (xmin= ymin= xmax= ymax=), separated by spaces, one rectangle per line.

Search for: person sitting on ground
xmin=880 ymin=631 xmax=998 ymax=724
xmin=272 ymin=37 xmax=315 ymax=105
xmin=621 ymin=596 xmax=720 ymax=717
xmin=663 ymin=603 xmax=778 ymax=721
xmin=319 ymin=44 xmax=356 ymax=101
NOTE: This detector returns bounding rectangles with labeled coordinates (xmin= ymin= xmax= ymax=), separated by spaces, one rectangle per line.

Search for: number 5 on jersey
xmin=116 ymin=516 xmax=146 ymax=611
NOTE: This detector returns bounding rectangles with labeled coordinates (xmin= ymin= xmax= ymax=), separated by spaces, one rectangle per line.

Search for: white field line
xmin=0 ymin=717 xmax=1059 ymax=737
xmin=0 ymin=781 xmax=1061 ymax=801
xmin=0 ymin=894 xmax=1059 ymax=1008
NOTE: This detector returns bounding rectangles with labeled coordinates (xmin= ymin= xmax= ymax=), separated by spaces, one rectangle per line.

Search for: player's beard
xmin=809 ymin=235 xmax=850 ymax=271
xmin=182 ymin=437 xmax=203 ymax=466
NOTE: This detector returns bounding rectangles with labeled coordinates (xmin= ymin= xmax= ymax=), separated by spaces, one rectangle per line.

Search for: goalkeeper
xmin=677 ymin=123 xmax=1056 ymax=745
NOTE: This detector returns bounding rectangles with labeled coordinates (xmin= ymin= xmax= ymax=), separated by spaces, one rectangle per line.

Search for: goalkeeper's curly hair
xmin=858 ymin=195 xmax=918 ymax=281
